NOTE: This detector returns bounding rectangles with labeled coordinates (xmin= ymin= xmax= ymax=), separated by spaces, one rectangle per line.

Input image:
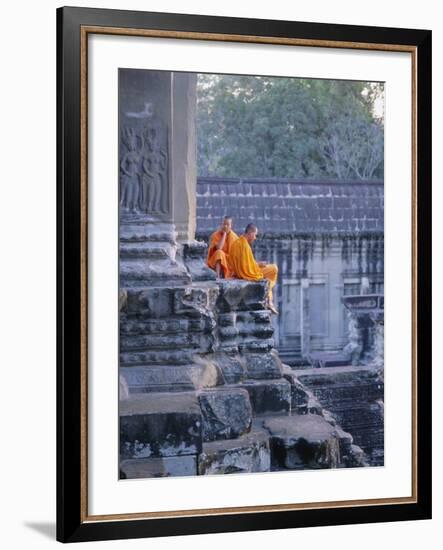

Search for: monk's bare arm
xmin=216 ymin=231 xmax=227 ymax=250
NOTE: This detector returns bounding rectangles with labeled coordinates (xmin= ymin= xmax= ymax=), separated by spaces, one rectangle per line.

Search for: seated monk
xmin=229 ymin=223 xmax=279 ymax=314
xmin=206 ymin=216 xmax=239 ymax=279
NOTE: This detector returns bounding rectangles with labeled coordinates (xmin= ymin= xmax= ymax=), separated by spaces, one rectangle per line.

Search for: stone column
xmin=343 ymin=310 xmax=363 ymax=365
xmin=342 ymin=295 xmax=384 ymax=366
xmin=119 ymin=68 xmax=198 ymax=230
xmin=119 ymin=69 xmax=173 ymax=221
xmin=118 ymin=69 xmax=211 ymax=287
xmin=300 ymin=278 xmax=311 ymax=358
xmin=171 ymin=73 xmax=197 ymax=242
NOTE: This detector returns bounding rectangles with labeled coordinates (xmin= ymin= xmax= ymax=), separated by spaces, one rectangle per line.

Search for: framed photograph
xmin=56 ymin=6 xmax=432 ymax=543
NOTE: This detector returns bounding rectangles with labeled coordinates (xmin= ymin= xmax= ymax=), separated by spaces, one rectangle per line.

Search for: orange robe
xmin=229 ymin=235 xmax=278 ymax=302
xmin=207 ymin=230 xmax=239 ymax=278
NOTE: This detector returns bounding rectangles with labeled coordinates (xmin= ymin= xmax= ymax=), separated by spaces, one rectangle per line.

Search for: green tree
xmin=197 ymin=74 xmax=384 ymax=180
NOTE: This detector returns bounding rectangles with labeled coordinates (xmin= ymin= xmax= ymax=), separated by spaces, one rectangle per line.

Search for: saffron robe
xmin=207 ymin=229 xmax=239 ymax=278
xmin=229 ymin=235 xmax=278 ymax=301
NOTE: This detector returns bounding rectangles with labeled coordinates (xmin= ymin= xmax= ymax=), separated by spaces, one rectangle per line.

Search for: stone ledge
xmin=216 ymin=279 xmax=268 ymax=312
xmin=261 ymin=414 xmax=343 ymax=469
xmin=240 ymin=379 xmax=291 ymax=414
xmin=120 ymin=363 xmax=223 ymax=394
xmin=198 ymin=431 xmax=271 ymax=475
xmin=120 ymin=456 xmax=197 ymax=479
xmin=120 ymin=392 xmax=202 ymax=459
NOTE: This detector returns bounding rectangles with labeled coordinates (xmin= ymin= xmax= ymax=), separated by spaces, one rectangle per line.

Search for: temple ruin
xmin=118 ymin=69 xmax=384 ymax=478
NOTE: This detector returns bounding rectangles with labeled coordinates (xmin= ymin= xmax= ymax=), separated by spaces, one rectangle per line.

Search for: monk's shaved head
xmin=221 ymin=216 xmax=233 ymax=233
xmin=244 ymin=223 xmax=258 ymax=243
xmin=245 ymin=223 xmax=258 ymax=234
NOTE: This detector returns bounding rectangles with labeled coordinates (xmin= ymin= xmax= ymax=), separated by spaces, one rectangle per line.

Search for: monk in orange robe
xmin=229 ymin=223 xmax=279 ymax=314
xmin=207 ymin=216 xmax=239 ymax=279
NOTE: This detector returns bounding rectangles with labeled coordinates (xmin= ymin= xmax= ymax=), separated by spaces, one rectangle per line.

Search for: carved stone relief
xmin=120 ymin=123 xmax=169 ymax=215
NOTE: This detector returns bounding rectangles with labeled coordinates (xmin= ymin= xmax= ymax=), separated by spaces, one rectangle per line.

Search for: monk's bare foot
xmin=269 ymin=303 xmax=278 ymax=315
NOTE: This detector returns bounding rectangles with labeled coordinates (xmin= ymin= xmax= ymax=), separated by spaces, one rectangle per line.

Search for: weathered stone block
xmin=218 ymin=313 xmax=236 ymax=327
xmin=120 ymin=362 xmax=223 ymax=394
xmin=346 ymin=444 xmax=370 ymax=468
xmin=120 ymin=455 xmax=197 ymax=479
xmin=282 ymin=365 xmax=310 ymax=411
xmin=120 ymin=317 xmax=213 ymax=336
xmin=120 ymin=241 xmax=176 ymax=260
xmin=237 ymin=309 xmax=272 ymax=325
xmin=218 ymin=325 xmax=240 ymax=339
xmin=120 ymin=349 xmax=195 ymax=366
xmin=120 ymin=221 xmax=176 ymax=244
xmin=262 ymin=414 xmax=343 ymax=470
xmin=120 ymin=392 xmax=202 ymax=459
xmin=216 ymin=280 xmax=268 ymax=313
xmin=241 ymin=379 xmax=291 ymax=414
xmin=126 ymin=288 xmax=176 ymax=317
xmin=181 ymin=240 xmax=217 ymax=282
xmin=244 ymin=349 xmax=283 ymax=380
xmin=198 ymin=387 xmax=252 ymax=442
xmin=238 ymin=339 xmax=275 ymax=353
xmin=236 ymin=311 xmax=274 ymax=339
xmin=198 ymin=431 xmax=271 ymax=475
xmin=120 ymin=332 xmax=211 ymax=351
xmin=174 ymin=286 xmax=219 ymax=318
xmin=121 ymin=259 xmax=190 ymax=287
xmin=212 ymin=352 xmax=246 ymax=384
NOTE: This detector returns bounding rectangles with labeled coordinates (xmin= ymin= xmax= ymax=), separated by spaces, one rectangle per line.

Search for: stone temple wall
xmin=254 ymin=234 xmax=384 ymax=363
xmin=196 ymin=178 xmax=384 ymax=364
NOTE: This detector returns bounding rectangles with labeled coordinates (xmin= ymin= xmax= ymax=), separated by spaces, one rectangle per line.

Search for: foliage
xmin=197 ymin=74 xmax=384 ymax=180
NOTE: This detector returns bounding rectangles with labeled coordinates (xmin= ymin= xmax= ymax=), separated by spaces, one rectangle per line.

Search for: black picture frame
xmin=56 ymin=5 xmax=432 ymax=543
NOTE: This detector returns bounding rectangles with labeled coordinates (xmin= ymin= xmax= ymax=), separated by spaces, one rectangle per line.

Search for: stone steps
xmin=292 ymin=365 xmax=384 ymax=465
xmin=198 ymin=431 xmax=271 ymax=475
xmin=254 ymin=413 xmax=352 ymax=470
xmin=119 ymin=392 xmax=202 ymax=459
xmin=120 ymin=259 xmax=191 ymax=287
xmin=120 ymin=241 xmax=177 ymax=260
xmin=120 ymin=317 xmax=213 ymax=336
xmin=240 ymin=379 xmax=291 ymax=414
xmin=120 ymin=221 xmax=177 ymax=244
xmin=120 ymin=363 xmax=223 ymax=393
xmin=120 ymin=456 xmax=197 ymax=478
xmin=120 ymin=332 xmax=210 ymax=351
xmin=120 ymin=349 xmax=196 ymax=366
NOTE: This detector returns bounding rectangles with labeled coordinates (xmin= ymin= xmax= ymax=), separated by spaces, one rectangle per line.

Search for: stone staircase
xmin=294 ymin=365 xmax=384 ymax=465
xmin=120 ymin=219 xmax=191 ymax=287
xmin=119 ymin=263 xmax=368 ymax=477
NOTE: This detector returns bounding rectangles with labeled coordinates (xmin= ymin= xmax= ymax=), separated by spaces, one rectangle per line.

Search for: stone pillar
xmin=342 ymin=295 xmax=384 ymax=366
xmin=172 ymin=73 xmax=197 ymax=242
xmin=119 ymin=69 xmax=172 ymax=221
xmin=119 ymin=69 xmax=198 ymax=230
xmin=343 ymin=310 xmax=363 ymax=365
xmin=300 ymin=278 xmax=310 ymax=358
xmin=118 ymin=69 xmax=210 ymax=287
